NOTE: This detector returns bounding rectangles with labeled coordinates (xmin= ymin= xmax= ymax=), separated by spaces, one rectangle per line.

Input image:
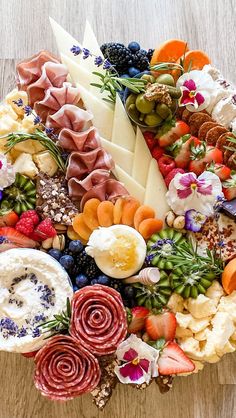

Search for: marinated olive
xmin=135 ymin=93 xmax=155 ymax=114
xmin=127 ymin=104 xmax=141 ymax=123
xmin=156 ymin=74 xmax=175 ymax=86
xmin=156 ymin=103 xmax=172 ymax=119
xmin=166 ymin=86 xmax=182 ymax=99
xmin=141 ymin=74 xmax=156 ymax=83
xmin=144 ymin=112 xmax=163 ymax=126
xmin=125 ymin=93 xmax=137 ymax=109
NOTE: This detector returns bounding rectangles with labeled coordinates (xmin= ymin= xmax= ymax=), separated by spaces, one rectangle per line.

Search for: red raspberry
xmin=31 ymin=219 xmax=57 ymax=241
xmin=143 ymin=131 xmax=156 ymax=151
xmin=15 ymin=218 xmax=35 ymax=237
xmin=20 ymin=210 xmax=40 ymax=226
xmin=158 ymin=156 xmax=176 ymax=177
xmin=165 ymin=168 xmax=185 ymax=187
xmin=152 ymin=146 xmax=164 ymax=161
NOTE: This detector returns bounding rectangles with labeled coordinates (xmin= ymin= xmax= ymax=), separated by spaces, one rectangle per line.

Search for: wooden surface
xmin=0 ymin=0 xmax=236 ymax=417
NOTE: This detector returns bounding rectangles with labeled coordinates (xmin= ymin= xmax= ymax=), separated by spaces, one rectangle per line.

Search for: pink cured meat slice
xmin=34 ymin=335 xmax=101 ymax=400
xmin=46 ymin=104 xmax=92 ymax=132
xmin=70 ymin=285 xmax=127 ymax=356
xmin=66 ymin=148 xmax=114 ymax=180
xmin=80 ymin=179 xmax=129 ymax=210
xmin=58 ymin=126 xmax=101 ymax=152
xmin=34 ymin=82 xmax=80 ymax=121
xmin=68 ymin=169 xmax=111 ymax=200
xmin=27 ymin=62 xmax=68 ymax=106
xmin=16 ymin=50 xmax=60 ymax=90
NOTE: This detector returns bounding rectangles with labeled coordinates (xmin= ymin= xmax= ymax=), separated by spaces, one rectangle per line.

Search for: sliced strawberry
xmin=158 ymin=156 xmax=176 ymax=177
xmin=222 ymin=173 xmax=236 ymax=201
xmin=145 ymin=311 xmax=177 ymax=341
xmin=152 ymin=146 xmax=164 ymax=161
xmin=168 ymin=135 xmax=201 ymax=169
xmin=0 ymin=227 xmax=38 ymax=248
xmin=128 ymin=306 xmax=150 ymax=334
xmin=158 ymin=341 xmax=195 ymax=375
xmin=206 ymin=163 xmax=231 ymax=181
xmin=157 ymin=121 xmax=190 ymax=147
xmin=164 ymin=168 xmax=185 ymax=187
xmin=189 ymin=144 xmax=223 ymax=175
xmin=0 ymin=211 xmax=19 ymax=227
xmin=143 ymin=131 xmax=157 ymax=151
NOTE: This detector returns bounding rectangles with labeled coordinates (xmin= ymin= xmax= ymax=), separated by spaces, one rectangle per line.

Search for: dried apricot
xmin=138 ymin=218 xmax=163 ymax=239
xmin=113 ymin=198 xmax=126 ymax=224
xmin=97 ymin=201 xmax=114 ymax=227
xmin=72 ymin=213 xmax=92 ymax=242
xmin=121 ymin=197 xmax=140 ymax=226
xmin=134 ymin=205 xmax=155 ymax=230
xmin=67 ymin=225 xmax=87 ymax=245
xmin=83 ymin=198 xmax=101 ymax=230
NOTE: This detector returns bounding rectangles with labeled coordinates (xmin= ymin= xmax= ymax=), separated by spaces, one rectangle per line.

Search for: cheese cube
xmin=205 ymin=280 xmax=225 ymax=302
xmin=33 ymin=151 xmax=58 ymax=176
xmin=13 ymin=153 xmax=38 ymax=178
xmin=185 ymin=294 xmax=217 ymax=319
xmin=5 ymin=89 xmax=28 ymax=117
xmin=167 ymin=293 xmax=184 ymax=313
xmin=175 ymin=312 xmax=192 ymax=329
xmin=188 ymin=317 xmax=211 ymax=334
xmin=175 ymin=326 xmax=193 ymax=339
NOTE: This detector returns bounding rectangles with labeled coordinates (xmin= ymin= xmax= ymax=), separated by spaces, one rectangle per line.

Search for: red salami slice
xmin=34 ymin=335 xmax=101 ymax=400
xmin=70 ymin=285 xmax=127 ymax=356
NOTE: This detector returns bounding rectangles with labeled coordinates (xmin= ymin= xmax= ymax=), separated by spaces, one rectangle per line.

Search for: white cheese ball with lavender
xmin=0 ymin=249 xmax=73 ymax=353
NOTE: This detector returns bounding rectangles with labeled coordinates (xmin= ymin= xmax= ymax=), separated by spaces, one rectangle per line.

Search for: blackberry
xmin=132 ymin=50 xmax=150 ymax=72
xmin=147 ymin=48 xmax=154 ymax=62
xmin=83 ymin=260 xmax=101 ymax=280
xmin=109 ymin=279 xmax=124 ymax=294
xmin=75 ymin=250 xmax=90 ymax=269
xmin=100 ymin=42 xmax=133 ymax=74
xmin=63 ymin=248 xmax=73 ymax=257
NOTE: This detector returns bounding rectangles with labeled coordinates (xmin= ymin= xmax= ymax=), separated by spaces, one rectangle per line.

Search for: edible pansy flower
xmin=177 ymin=70 xmax=215 ymax=112
xmin=0 ymin=154 xmax=15 ymax=190
xmin=114 ymin=334 xmax=159 ymax=385
xmin=166 ymin=171 xmax=223 ymax=216
xmin=185 ymin=209 xmax=207 ymax=232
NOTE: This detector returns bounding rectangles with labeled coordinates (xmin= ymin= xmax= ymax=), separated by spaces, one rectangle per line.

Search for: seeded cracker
xmin=188 ymin=112 xmax=212 ymax=136
xmin=91 ymin=355 xmax=119 ymax=410
xmin=205 ymin=126 xmax=228 ymax=146
xmin=198 ymin=122 xmax=220 ymax=141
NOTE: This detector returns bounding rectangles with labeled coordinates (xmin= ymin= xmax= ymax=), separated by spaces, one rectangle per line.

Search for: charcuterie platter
xmin=0 ymin=18 xmax=236 ymax=409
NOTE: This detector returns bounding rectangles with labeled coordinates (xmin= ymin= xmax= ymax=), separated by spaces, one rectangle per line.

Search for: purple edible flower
xmin=94 ymin=56 xmax=103 ymax=67
xmin=103 ymin=59 xmax=112 ymax=70
xmin=24 ymin=105 xmax=32 ymax=116
xmin=185 ymin=209 xmax=207 ymax=232
xmin=0 ymin=190 xmax=3 ymax=201
xmin=82 ymin=48 xmax=91 ymax=59
xmin=33 ymin=115 xmax=41 ymax=125
xmin=45 ymin=127 xmax=54 ymax=135
xmin=13 ymin=98 xmax=23 ymax=107
xmin=70 ymin=45 xmax=82 ymax=56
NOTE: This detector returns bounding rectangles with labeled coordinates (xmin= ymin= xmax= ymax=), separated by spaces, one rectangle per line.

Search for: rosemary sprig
xmin=39 ymin=297 xmax=71 ymax=336
xmin=91 ymin=70 xmax=148 ymax=103
xmin=150 ymin=62 xmax=184 ymax=73
xmin=5 ymin=129 xmax=66 ymax=171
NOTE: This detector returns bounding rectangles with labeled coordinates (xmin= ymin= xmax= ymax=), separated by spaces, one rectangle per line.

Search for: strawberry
xmin=20 ymin=210 xmax=40 ymax=226
xmin=158 ymin=156 xmax=176 ymax=177
xmin=15 ymin=218 xmax=35 ymax=237
xmin=0 ymin=227 xmax=38 ymax=248
xmin=189 ymin=143 xmax=223 ymax=175
xmin=145 ymin=311 xmax=177 ymax=341
xmin=152 ymin=146 xmax=164 ymax=161
xmin=143 ymin=131 xmax=157 ymax=151
xmin=157 ymin=120 xmax=190 ymax=147
xmin=222 ymin=174 xmax=236 ymax=201
xmin=0 ymin=210 xmax=19 ymax=227
xmin=128 ymin=306 xmax=150 ymax=333
xmin=158 ymin=341 xmax=195 ymax=375
xmin=167 ymin=135 xmax=201 ymax=169
xmin=206 ymin=163 xmax=231 ymax=181
xmin=164 ymin=168 xmax=185 ymax=187
xmin=31 ymin=218 xmax=57 ymax=241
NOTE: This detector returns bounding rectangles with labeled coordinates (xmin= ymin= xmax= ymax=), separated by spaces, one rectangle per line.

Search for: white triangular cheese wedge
xmin=75 ymin=83 xmax=114 ymax=138
xmin=111 ymin=94 xmax=136 ymax=151
xmin=81 ymin=20 xmax=106 ymax=76
xmin=100 ymin=137 xmax=133 ymax=174
xmin=61 ymin=53 xmax=91 ymax=90
xmin=132 ymin=126 xmax=152 ymax=187
xmin=114 ymin=165 xmax=145 ymax=203
xmin=49 ymin=17 xmax=82 ymax=64
xmin=144 ymin=158 xmax=170 ymax=221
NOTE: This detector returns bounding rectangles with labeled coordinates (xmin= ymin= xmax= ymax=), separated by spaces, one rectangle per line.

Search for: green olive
xmin=127 ymin=104 xmax=140 ymax=123
xmin=156 ymin=103 xmax=171 ymax=119
xmin=156 ymin=74 xmax=175 ymax=86
xmin=135 ymin=93 xmax=155 ymax=114
xmin=170 ymin=99 xmax=178 ymax=112
xmin=144 ymin=112 xmax=163 ymax=126
xmin=141 ymin=74 xmax=156 ymax=83
xmin=166 ymin=86 xmax=182 ymax=99
xmin=125 ymin=93 xmax=137 ymax=109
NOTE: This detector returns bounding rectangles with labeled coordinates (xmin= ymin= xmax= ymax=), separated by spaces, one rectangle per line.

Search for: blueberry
xmin=123 ymin=285 xmax=135 ymax=299
xmin=59 ymin=255 xmax=74 ymax=270
xmin=97 ymin=275 xmax=111 ymax=286
xmin=91 ymin=278 xmax=100 ymax=285
xmin=120 ymin=73 xmax=130 ymax=78
xmin=128 ymin=41 xmax=140 ymax=53
xmin=75 ymin=273 xmax=89 ymax=288
xmin=128 ymin=66 xmax=140 ymax=77
xmin=48 ymin=249 xmax=62 ymax=261
xmin=73 ymin=285 xmax=79 ymax=292
xmin=69 ymin=240 xmax=83 ymax=254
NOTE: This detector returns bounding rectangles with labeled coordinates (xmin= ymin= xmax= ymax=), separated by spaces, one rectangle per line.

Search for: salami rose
xmin=34 ymin=335 xmax=101 ymax=400
xmin=70 ymin=285 xmax=127 ymax=356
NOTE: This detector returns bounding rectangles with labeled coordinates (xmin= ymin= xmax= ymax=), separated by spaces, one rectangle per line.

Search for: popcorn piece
xmin=184 ymin=294 xmax=217 ymax=319
xmin=13 ymin=153 xmax=38 ymax=178
xmin=167 ymin=293 xmax=184 ymax=313
xmin=33 ymin=151 xmax=58 ymax=177
xmin=205 ymin=280 xmax=225 ymax=302
xmin=5 ymin=89 xmax=28 ymax=116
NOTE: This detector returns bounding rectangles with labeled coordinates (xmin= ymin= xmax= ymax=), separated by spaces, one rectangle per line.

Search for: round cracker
xmin=205 ymin=126 xmax=228 ymax=146
xmin=198 ymin=122 xmax=220 ymax=141
xmin=188 ymin=112 xmax=212 ymax=136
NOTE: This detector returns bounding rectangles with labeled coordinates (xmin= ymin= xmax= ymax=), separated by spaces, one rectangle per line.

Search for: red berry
xmin=128 ymin=306 xmax=150 ymax=334
xmin=152 ymin=146 xmax=164 ymax=161
xmin=31 ymin=219 xmax=57 ymax=241
xmin=145 ymin=311 xmax=177 ymax=341
xmin=158 ymin=156 xmax=176 ymax=177
xmin=143 ymin=131 xmax=156 ymax=150
xmin=165 ymin=168 xmax=185 ymax=187
xmin=15 ymin=218 xmax=35 ymax=237
xmin=158 ymin=341 xmax=195 ymax=375
xmin=20 ymin=210 xmax=40 ymax=226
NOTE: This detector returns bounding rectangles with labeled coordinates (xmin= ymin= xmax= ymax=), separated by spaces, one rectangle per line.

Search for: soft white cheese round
xmin=0 ymin=249 xmax=73 ymax=353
